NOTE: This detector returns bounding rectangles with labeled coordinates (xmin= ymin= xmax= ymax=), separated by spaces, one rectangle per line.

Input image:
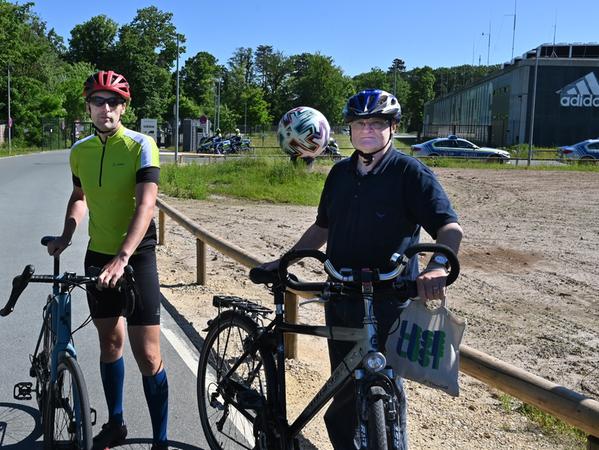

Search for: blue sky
xmin=30 ymin=0 xmax=599 ymax=76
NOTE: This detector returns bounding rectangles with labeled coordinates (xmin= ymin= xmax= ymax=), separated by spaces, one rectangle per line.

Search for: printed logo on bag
xmin=393 ymin=320 xmax=446 ymax=370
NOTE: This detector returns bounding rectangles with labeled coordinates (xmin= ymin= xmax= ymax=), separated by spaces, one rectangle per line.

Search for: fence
xmin=156 ymin=196 xmax=599 ymax=447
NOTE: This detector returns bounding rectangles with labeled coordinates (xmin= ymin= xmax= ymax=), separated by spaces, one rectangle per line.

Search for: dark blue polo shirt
xmin=315 ymin=147 xmax=458 ymax=278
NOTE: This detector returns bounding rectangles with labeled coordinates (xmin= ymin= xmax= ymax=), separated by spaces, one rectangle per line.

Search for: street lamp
xmin=481 ymin=22 xmax=491 ymax=65
xmin=7 ymin=65 xmax=12 ymax=154
xmin=174 ymin=33 xmax=180 ymax=164
xmin=527 ymin=46 xmax=540 ymax=167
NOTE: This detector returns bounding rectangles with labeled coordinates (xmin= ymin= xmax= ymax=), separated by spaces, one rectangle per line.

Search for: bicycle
xmin=1 ymin=236 xmax=137 ymax=450
xmin=196 ymin=242 xmax=459 ymax=449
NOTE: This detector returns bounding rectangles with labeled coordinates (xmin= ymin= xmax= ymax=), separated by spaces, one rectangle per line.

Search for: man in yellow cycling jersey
xmin=47 ymin=70 xmax=169 ymax=450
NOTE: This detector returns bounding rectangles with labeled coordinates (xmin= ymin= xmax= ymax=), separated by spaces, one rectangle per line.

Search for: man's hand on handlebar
xmin=416 ymin=267 xmax=448 ymax=301
xmin=46 ymin=236 xmax=71 ymax=257
xmin=97 ymin=253 xmax=129 ymax=289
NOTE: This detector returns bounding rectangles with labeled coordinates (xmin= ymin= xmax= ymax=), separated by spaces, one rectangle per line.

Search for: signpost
xmin=140 ymin=118 xmax=158 ymax=141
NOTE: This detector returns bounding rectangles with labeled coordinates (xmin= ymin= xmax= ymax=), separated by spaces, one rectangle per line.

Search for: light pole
xmin=527 ymin=46 xmax=540 ymax=167
xmin=7 ymin=65 xmax=12 ymax=154
xmin=482 ymin=22 xmax=491 ymax=65
xmin=174 ymin=33 xmax=180 ymax=164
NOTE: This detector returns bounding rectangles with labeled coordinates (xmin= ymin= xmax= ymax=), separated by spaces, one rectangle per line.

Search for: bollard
xmin=284 ymin=291 xmax=298 ymax=359
xmin=158 ymin=210 xmax=165 ymax=245
xmin=196 ymin=239 xmax=206 ymax=285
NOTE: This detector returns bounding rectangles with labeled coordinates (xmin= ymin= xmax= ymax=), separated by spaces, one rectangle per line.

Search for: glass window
xmin=586 ymin=142 xmax=599 ymax=150
xmin=456 ymin=140 xmax=475 ymax=149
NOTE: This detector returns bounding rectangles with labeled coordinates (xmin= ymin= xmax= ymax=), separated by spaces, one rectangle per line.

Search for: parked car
xmin=557 ymin=139 xmax=599 ymax=161
xmin=411 ymin=135 xmax=511 ymax=161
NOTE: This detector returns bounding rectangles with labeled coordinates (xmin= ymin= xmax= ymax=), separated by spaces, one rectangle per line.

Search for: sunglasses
xmin=87 ymin=96 xmax=126 ymax=107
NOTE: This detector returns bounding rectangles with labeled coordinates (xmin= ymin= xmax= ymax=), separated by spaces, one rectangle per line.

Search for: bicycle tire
xmin=43 ymin=354 xmax=92 ymax=450
xmin=367 ymin=385 xmax=388 ymax=450
xmin=35 ymin=303 xmax=54 ymax=416
xmin=197 ymin=311 xmax=277 ymax=450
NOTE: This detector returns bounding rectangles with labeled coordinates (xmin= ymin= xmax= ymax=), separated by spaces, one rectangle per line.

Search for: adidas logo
xmin=556 ymin=72 xmax=599 ymax=107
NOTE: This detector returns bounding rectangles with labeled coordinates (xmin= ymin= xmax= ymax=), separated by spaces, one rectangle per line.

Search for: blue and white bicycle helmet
xmin=342 ymin=89 xmax=401 ymax=123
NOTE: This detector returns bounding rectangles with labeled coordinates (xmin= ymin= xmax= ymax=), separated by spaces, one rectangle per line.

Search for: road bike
xmin=1 ymin=236 xmax=137 ymax=450
xmin=196 ymin=243 xmax=459 ymax=449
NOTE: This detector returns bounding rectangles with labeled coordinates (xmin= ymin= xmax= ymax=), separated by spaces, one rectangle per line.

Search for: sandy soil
xmin=155 ymin=167 xmax=599 ymax=449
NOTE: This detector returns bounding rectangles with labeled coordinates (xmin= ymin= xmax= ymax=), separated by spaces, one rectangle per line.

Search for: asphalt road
xmin=0 ymin=150 xmax=207 ymax=449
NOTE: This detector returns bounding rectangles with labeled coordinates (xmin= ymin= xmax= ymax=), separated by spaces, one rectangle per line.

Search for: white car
xmin=411 ymin=135 xmax=511 ymax=161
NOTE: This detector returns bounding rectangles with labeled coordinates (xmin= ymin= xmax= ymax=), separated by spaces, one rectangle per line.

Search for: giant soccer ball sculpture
xmin=277 ymin=107 xmax=331 ymax=158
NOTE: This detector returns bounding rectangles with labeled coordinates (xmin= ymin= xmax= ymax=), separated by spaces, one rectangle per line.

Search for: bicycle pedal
xmin=236 ymin=390 xmax=264 ymax=410
xmin=14 ymin=382 xmax=33 ymax=400
xmin=90 ymin=407 xmax=97 ymax=426
xmin=29 ymin=366 xmax=36 ymax=378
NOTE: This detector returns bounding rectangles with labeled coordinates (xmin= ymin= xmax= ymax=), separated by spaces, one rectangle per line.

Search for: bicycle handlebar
xmin=0 ymin=265 xmax=35 ymax=317
xmin=250 ymin=243 xmax=460 ymax=299
xmin=1 ymin=264 xmax=137 ymax=317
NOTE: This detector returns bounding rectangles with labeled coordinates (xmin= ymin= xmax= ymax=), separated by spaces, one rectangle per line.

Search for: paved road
xmin=0 ymin=150 xmax=207 ymax=449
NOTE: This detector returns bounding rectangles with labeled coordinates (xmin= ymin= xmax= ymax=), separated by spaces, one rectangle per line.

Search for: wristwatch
xmin=431 ymin=254 xmax=449 ymax=269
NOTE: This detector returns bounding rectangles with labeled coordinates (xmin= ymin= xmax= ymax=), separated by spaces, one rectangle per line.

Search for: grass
xmin=160 ymin=157 xmax=328 ymax=205
xmin=498 ymin=394 xmax=586 ymax=446
xmin=0 ymin=146 xmax=48 ymax=157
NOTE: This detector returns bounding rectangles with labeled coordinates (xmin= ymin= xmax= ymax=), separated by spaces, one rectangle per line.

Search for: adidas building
xmin=423 ymin=43 xmax=599 ymax=147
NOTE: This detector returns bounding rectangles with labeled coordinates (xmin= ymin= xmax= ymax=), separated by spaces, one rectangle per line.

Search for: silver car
xmin=411 ymin=135 xmax=511 ymax=161
xmin=557 ymin=139 xmax=599 ymax=161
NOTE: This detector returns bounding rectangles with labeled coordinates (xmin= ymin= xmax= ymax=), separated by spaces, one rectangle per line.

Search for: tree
xmin=289 ymin=53 xmax=354 ymax=125
xmin=352 ymin=67 xmax=391 ymax=92
xmin=180 ymin=51 xmax=220 ymax=108
xmin=114 ymin=6 xmax=183 ymax=120
xmin=254 ymin=45 xmax=293 ymax=123
xmin=0 ymin=1 xmax=69 ymax=145
xmin=66 ymin=15 xmax=118 ymax=68
xmin=405 ymin=66 xmax=435 ymax=134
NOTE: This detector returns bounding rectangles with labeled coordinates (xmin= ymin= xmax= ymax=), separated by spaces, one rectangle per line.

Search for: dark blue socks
xmin=142 ymin=368 xmax=169 ymax=444
xmin=100 ymin=357 xmax=125 ymax=426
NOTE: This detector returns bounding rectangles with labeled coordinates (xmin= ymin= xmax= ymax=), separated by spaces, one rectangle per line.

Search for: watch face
xmin=433 ymin=255 xmax=449 ymax=265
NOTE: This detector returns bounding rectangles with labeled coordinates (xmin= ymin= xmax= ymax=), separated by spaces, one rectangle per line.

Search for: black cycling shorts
xmin=84 ymin=248 xmax=161 ymax=326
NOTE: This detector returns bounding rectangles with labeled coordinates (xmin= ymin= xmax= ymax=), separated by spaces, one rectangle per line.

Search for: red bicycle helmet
xmin=83 ymin=70 xmax=131 ymax=100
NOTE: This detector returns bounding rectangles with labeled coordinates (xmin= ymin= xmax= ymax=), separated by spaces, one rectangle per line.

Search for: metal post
xmin=7 ymin=66 xmax=12 ymax=154
xmin=284 ymin=291 xmax=298 ymax=359
xmin=511 ymin=0 xmax=517 ymax=59
xmin=158 ymin=209 xmax=165 ymax=245
xmin=175 ymin=34 xmax=180 ymax=165
xmin=196 ymin=239 xmax=206 ymax=285
xmin=486 ymin=22 xmax=491 ymax=65
xmin=528 ymin=46 xmax=540 ymax=167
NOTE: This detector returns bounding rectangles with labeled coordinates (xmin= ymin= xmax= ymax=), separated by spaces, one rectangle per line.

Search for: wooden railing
xmin=156 ymin=197 xmax=599 ymax=447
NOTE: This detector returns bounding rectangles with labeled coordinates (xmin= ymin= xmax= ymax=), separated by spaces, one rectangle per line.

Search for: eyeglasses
xmin=87 ymin=96 xmax=126 ymax=107
xmin=350 ymin=119 xmax=390 ymax=131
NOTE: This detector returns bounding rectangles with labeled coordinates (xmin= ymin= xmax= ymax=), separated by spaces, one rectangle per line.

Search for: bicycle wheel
xmin=32 ymin=301 xmax=54 ymax=421
xmin=198 ymin=311 xmax=277 ymax=450
xmin=367 ymin=386 xmax=388 ymax=450
xmin=43 ymin=354 xmax=92 ymax=450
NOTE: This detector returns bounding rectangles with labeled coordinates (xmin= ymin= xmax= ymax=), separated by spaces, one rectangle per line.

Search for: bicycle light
xmin=363 ymin=352 xmax=386 ymax=372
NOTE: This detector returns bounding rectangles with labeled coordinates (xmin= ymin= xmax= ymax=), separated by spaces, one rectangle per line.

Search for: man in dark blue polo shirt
xmin=264 ymin=89 xmax=463 ymax=449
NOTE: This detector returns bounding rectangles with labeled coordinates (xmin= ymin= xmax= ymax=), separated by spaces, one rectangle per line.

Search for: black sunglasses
xmin=87 ymin=96 xmax=126 ymax=107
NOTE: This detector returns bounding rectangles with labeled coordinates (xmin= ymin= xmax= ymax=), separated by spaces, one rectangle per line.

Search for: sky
xmin=29 ymin=0 xmax=599 ymax=76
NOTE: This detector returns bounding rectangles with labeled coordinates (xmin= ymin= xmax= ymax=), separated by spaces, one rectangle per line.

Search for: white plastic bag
xmin=385 ymin=298 xmax=466 ymax=396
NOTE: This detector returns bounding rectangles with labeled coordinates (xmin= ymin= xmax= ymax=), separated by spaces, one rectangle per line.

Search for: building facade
xmin=423 ymin=43 xmax=599 ymax=147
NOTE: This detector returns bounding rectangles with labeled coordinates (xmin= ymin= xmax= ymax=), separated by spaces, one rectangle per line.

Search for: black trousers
xmin=323 ymin=295 xmax=408 ymax=450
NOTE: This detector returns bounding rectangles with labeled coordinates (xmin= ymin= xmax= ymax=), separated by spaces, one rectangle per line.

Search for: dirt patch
xmin=156 ymin=167 xmax=599 ymax=449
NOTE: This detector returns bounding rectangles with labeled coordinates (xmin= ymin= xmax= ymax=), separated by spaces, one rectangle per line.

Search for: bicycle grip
xmin=402 ymin=243 xmax=460 ymax=286
xmin=1 ymin=265 xmax=35 ymax=317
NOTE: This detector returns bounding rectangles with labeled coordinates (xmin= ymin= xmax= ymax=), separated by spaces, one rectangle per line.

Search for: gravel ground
xmin=156 ymin=167 xmax=598 ymax=449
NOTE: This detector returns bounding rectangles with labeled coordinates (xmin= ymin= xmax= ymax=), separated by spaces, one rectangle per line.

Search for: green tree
xmin=56 ymin=61 xmax=96 ymax=123
xmin=352 ymin=67 xmax=391 ymax=92
xmin=240 ymin=85 xmax=272 ymax=130
xmin=289 ymin=53 xmax=353 ymax=125
xmin=255 ymin=45 xmax=293 ymax=123
xmin=66 ymin=15 xmax=118 ymax=68
xmin=405 ymin=66 xmax=435 ymax=134
xmin=114 ymin=6 xmax=183 ymax=120
xmin=0 ymin=1 xmax=68 ymax=145
xmin=180 ymin=51 xmax=220 ymax=108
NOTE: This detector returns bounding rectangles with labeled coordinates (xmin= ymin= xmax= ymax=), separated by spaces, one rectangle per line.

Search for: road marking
xmin=161 ymin=325 xmax=198 ymax=374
